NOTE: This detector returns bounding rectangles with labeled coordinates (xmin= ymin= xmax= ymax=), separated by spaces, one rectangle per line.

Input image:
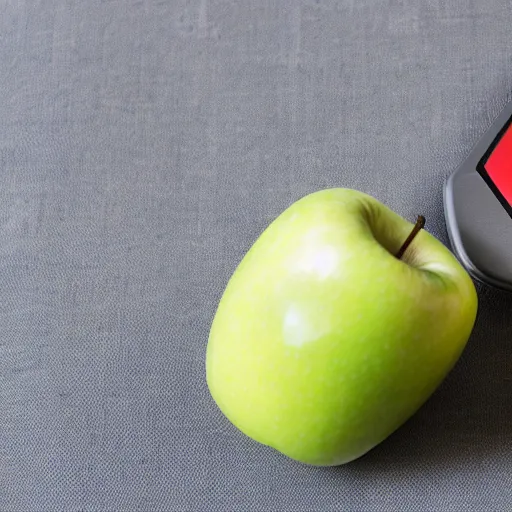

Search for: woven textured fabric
xmin=1 ymin=1 xmax=512 ymax=510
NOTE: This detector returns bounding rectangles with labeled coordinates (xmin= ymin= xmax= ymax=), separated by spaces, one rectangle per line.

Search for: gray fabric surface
xmin=1 ymin=1 xmax=512 ymax=510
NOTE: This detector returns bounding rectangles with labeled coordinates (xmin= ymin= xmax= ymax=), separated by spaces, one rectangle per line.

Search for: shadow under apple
xmin=337 ymin=282 xmax=512 ymax=473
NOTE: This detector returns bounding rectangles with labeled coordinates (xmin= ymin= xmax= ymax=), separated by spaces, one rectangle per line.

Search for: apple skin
xmin=206 ymin=188 xmax=478 ymax=466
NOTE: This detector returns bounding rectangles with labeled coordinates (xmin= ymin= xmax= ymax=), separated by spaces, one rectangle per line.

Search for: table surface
xmin=1 ymin=1 xmax=512 ymax=511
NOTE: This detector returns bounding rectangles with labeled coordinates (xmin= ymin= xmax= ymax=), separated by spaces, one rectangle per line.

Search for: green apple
xmin=206 ymin=188 xmax=478 ymax=466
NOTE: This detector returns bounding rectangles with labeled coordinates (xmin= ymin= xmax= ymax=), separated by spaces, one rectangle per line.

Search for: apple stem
xmin=396 ymin=215 xmax=426 ymax=260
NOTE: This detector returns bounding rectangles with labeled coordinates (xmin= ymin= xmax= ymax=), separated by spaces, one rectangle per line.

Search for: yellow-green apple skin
xmin=206 ymin=188 xmax=478 ymax=466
